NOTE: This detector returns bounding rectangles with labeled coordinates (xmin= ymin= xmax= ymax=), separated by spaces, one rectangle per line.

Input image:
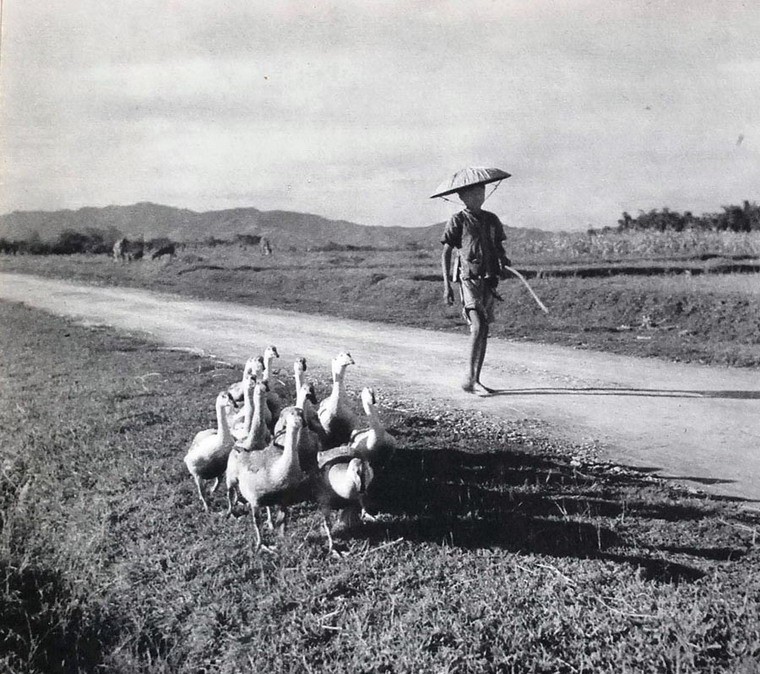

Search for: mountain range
xmin=0 ymin=202 xmax=444 ymax=249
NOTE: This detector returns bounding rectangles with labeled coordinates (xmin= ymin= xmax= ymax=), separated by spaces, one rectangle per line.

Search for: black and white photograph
xmin=1 ymin=1 xmax=759 ymax=671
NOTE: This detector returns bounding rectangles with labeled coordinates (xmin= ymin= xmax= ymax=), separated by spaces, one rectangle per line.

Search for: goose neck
xmin=332 ymin=363 xmax=347 ymax=384
xmin=252 ymin=396 xmax=267 ymax=428
xmin=282 ymin=421 xmax=302 ymax=472
xmin=365 ymin=402 xmax=381 ymax=430
xmin=242 ymin=386 xmax=254 ymax=431
xmin=242 ymin=406 xmax=267 ymax=450
xmin=217 ymin=401 xmax=232 ymax=441
xmin=263 ymin=356 xmax=275 ymax=382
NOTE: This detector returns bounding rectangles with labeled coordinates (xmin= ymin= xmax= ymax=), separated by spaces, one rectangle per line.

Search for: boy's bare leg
xmin=461 ymin=309 xmax=479 ymax=391
xmin=463 ymin=310 xmax=492 ymax=394
xmin=475 ymin=322 xmax=492 ymax=392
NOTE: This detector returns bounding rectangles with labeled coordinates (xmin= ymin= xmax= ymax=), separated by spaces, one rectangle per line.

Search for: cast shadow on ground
xmin=659 ymin=475 xmax=736 ymax=486
xmin=0 ymin=562 xmax=115 ymax=671
xmin=345 ymin=438 xmax=749 ymax=583
xmin=484 ymin=387 xmax=760 ymax=400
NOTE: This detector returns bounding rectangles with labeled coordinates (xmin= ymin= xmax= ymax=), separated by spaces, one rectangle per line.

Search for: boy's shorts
xmin=459 ymin=277 xmax=497 ymax=325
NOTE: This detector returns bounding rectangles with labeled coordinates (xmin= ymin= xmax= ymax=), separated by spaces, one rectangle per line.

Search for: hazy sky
xmin=1 ymin=1 xmax=758 ymax=230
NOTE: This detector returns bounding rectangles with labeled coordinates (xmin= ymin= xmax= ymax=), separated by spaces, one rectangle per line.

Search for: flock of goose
xmin=183 ymin=347 xmax=396 ymax=555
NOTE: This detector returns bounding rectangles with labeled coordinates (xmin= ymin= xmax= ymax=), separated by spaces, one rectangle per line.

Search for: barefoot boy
xmin=441 ymin=183 xmax=511 ymax=395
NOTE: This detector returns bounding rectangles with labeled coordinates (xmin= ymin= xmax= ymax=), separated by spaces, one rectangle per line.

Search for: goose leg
xmin=252 ymin=505 xmax=276 ymax=554
xmin=265 ymin=506 xmax=275 ymax=530
xmin=209 ymin=477 xmax=220 ymax=494
xmin=225 ymin=485 xmax=237 ymax=517
xmin=251 ymin=505 xmax=262 ymax=549
xmin=322 ymin=512 xmax=346 ymax=559
xmin=193 ymin=475 xmax=209 ymax=512
xmin=275 ymin=507 xmax=289 ymax=537
xmin=322 ymin=513 xmax=336 ymax=556
xmin=339 ymin=505 xmax=361 ymax=529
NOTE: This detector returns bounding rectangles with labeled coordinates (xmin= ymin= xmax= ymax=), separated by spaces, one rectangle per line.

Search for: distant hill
xmin=0 ymin=202 xmax=443 ymax=250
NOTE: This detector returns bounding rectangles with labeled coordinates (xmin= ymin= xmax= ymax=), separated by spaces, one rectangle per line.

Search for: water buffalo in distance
xmin=150 ymin=243 xmax=176 ymax=260
xmin=0 ymin=240 xmax=19 ymax=255
xmin=113 ymin=237 xmax=144 ymax=262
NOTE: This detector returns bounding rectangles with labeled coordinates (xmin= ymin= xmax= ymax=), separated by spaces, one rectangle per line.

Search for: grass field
xmin=2 ymin=244 xmax=760 ymax=368
xmin=2 ymin=301 xmax=760 ymax=672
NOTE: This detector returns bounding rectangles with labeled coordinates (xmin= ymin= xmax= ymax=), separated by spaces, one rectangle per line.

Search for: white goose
xmin=314 ymin=453 xmax=374 ymax=557
xmin=227 ymin=356 xmax=264 ymax=430
xmin=261 ymin=345 xmax=285 ymax=423
xmin=293 ymin=357 xmax=308 ymax=394
xmin=261 ymin=345 xmax=279 ymax=384
xmin=284 ymin=360 xmax=324 ymax=443
xmin=303 ymin=382 xmax=327 ymax=445
xmin=229 ymin=371 xmax=256 ymax=441
xmin=317 ymin=352 xmax=361 ymax=448
xmin=233 ymin=407 xmax=309 ymax=552
xmin=314 ymin=387 xmax=394 ymax=523
xmin=226 ymin=380 xmax=273 ymax=516
xmin=184 ymin=391 xmax=236 ymax=511
xmin=228 ymin=355 xmax=264 ymax=403
xmin=235 ymin=381 xmax=272 ymax=451
xmin=349 ymin=387 xmax=397 ymax=467
xmin=274 ymin=382 xmax=324 ymax=473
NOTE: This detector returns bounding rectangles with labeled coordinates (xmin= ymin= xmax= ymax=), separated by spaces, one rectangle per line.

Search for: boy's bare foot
xmin=472 ymin=382 xmax=494 ymax=396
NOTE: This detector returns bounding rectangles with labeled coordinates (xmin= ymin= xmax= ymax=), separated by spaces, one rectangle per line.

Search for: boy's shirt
xmin=441 ymin=208 xmax=507 ymax=281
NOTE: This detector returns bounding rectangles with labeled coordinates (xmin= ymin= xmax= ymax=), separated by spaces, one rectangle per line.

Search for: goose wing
xmin=317 ymin=444 xmax=356 ymax=470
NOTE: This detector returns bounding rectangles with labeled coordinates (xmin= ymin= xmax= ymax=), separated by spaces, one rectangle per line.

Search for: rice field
xmin=1 ymin=227 xmax=759 ymax=369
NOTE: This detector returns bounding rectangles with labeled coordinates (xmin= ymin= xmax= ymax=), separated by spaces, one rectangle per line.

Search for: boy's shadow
xmin=483 ymin=386 xmax=760 ymax=400
xmin=352 ymin=441 xmax=745 ymax=583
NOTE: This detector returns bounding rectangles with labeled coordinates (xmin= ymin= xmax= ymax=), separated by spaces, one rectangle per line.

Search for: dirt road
xmin=2 ymin=271 xmax=759 ymax=501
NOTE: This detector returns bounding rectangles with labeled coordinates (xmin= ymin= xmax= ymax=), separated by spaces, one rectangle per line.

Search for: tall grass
xmin=513 ymin=229 xmax=760 ymax=263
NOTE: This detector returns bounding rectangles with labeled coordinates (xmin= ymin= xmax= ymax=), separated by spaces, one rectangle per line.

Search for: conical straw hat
xmin=429 ymin=166 xmax=511 ymax=199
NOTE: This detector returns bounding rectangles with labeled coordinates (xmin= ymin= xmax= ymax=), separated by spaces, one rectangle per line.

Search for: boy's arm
xmin=493 ymin=217 xmax=512 ymax=275
xmin=441 ymin=244 xmax=454 ymax=305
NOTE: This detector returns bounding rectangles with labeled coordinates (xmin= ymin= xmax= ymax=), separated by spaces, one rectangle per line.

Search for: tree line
xmin=0 ymin=228 xmax=176 ymax=256
xmin=617 ymin=200 xmax=760 ymax=233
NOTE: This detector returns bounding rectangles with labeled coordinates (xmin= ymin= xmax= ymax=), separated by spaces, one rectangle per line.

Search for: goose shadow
xmin=344 ymin=442 xmax=749 ymax=583
xmin=481 ymin=387 xmax=760 ymax=400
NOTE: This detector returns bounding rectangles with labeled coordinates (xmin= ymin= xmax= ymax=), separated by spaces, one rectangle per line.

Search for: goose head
xmin=262 ymin=347 xmax=279 ymax=383
xmin=347 ymin=458 xmax=374 ymax=495
xmin=264 ymin=345 xmax=280 ymax=362
xmin=280 ymin=406 xmax=305 ymax=434
xmin=251 ymin=355 xmax=265 ymax=379
xmin=253 ymin=380 xmax=269 ymax=404
xmin=216 ymin=391 xmax=235 ymax=410
xmin=294 ymin=357 xmax=307 ymax=375
xmin=243 ymin=356 xmax=260 ymax=377
xmin=332 ymin=351 xmax=355 ymax=376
